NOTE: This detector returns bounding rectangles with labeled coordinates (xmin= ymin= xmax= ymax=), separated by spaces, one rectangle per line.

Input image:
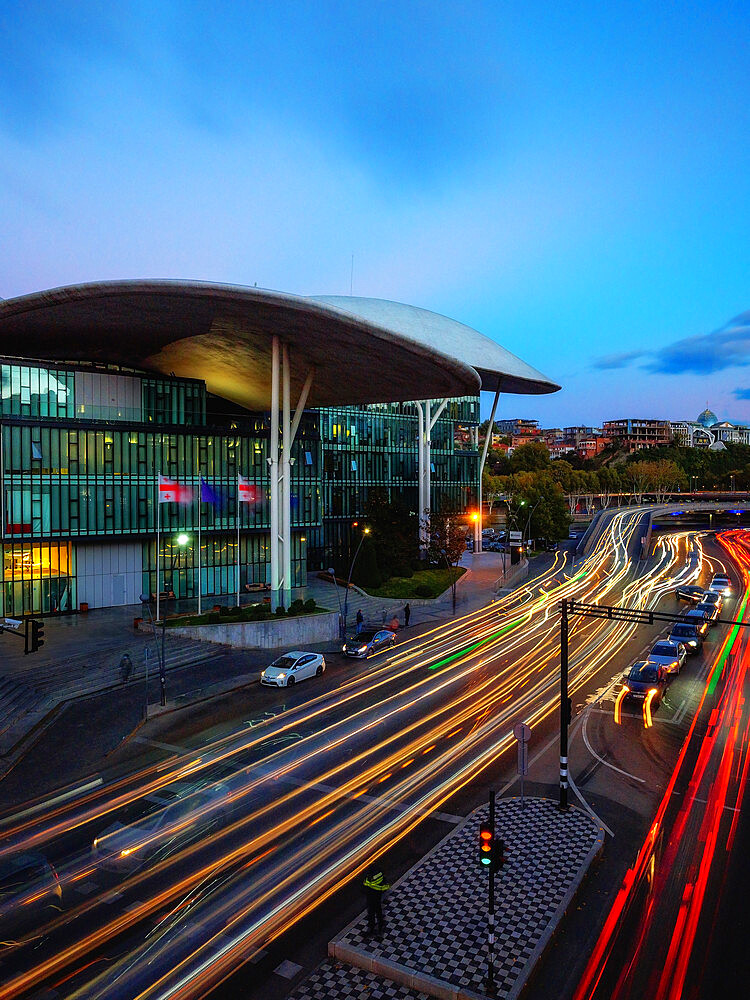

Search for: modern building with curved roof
xmin=0 ymin=280 xmax=560 ymax=614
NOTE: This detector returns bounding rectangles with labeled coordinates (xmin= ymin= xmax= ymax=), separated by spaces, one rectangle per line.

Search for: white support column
xmin=424 ymin=398 xmax=448 ymax=543
xmin=417 ymin=401 xmax=426 ymax=552
xmin=269 ymin=336 xmax=280 ymax=610
xmin=281 ymin=343 xmax=292 ymax=610
xmin=477 ymin=388 xmax=501 ymax=554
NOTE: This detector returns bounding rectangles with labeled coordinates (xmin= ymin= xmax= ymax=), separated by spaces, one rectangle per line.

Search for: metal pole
xmin=156 ymin=469 xmax=160 ymax=626
xmin=416 ymin=402 xmax=425 ymax=553
xmin=487 ymin=788 xmax=496 ymax=995
xmin=160 ymin=611 xmax=167 ymax=706
xmin=328 ymin=567 xmax=343 ymax=639
xmin=197 ymin=489 xmax=202 ymax=616
xmin=144 ymin=646 xmax=150 ymax=721
xmin=560 ymin=598 xmax=569 ymax=808
xmin=269 ymin=336 xmax=280 ymax=610
xmin=344 ymin=531 xmax=367 ymax=630
xmin=236 ymin=473 xmax=241 ymax=607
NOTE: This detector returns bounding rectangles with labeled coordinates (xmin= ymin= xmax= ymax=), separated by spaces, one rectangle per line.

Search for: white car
xmin=708 ymin=574 xmax=731 ymax=597
xmin=260 ymin=651 xmax=326 ymax=687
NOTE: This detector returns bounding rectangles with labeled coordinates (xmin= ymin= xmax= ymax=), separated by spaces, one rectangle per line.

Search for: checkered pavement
xmin=289 ymin=959 xmax=430 ymax=999
xmin=321 ymin=797 xmax=603 ymax=999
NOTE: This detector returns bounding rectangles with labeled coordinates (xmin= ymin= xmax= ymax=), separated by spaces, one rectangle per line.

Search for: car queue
xmin=618 ymin=570 xmax=730 ymax=724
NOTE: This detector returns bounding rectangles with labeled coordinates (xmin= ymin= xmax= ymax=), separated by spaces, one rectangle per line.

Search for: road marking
xmin=581 ymin=708 xmax=645 ymax=783
xmin=567 ymin=770 xmax=615 ymax=838
xmin=1 ymin=778 xmax=103 ymax=825
xmin=274 ymin=960 xmax=303 ymax=979
xmin=672 ymin=791 xmax=741 ymax=813
xmin=133 ymin=736 xmax=190 ymax=754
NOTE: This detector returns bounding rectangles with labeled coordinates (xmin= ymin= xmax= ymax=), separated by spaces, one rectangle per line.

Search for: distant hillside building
xmin=602 ymin=418 xmax=672 ymax=452
xmin=673 ymin=408 xmax=750 ymax=449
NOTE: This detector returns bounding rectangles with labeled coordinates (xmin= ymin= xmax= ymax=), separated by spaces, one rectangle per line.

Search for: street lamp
xmin=523 ymin=499 xmax=542 ymax=550
xmin=327 ymin=566 xmax=344 ymax=639
xmin=139 ymin=593 xmax=160 ymax=721
xmin=343 ymin=526 xmax=370 ymax=631
xmin=157 ymin=533 xmax=190 ymax=706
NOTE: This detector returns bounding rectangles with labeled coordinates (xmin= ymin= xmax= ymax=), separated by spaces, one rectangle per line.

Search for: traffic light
xmin=479 ymin=822 xmax=493 ymax=868
xmin=25 ymin=619 xmax=45 ymax=654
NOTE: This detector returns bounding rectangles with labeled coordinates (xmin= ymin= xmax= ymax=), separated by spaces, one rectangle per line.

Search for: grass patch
xmin=366 ymin=567 xmax=465 ymax=600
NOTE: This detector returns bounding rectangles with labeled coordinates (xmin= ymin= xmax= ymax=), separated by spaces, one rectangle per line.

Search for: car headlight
xmin=358 ymin=646 xmax=367 ymax=653
xmin=120 ymin=848 xmax=135 ymax=857
xmin=277 ymin=672 xmax=286 ymax=679
xmin=342 ymin=646 xmax=347 ymax=652
xmin=260 ymin=670 xmax=265 ymax=677
xmin=689 ymin=640 xmax=697 ymax=646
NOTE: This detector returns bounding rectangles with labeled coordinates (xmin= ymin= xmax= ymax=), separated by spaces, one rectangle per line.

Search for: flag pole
xmin=236 ymin=475 xmax=241 ymax=608
xmin=156 ymin=469 xmax=160 ymax=625
xmin=197 ymin=479 xmax=202 ymax=616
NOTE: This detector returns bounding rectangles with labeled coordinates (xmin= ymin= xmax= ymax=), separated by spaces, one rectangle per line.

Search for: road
xmin=0 ymin=510 xmax=730 ymax=1000
xmin=572 ymin=528 xmax=750 ymax=1000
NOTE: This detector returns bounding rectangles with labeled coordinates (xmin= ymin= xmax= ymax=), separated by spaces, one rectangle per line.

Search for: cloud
xmin=644 ymin=311 xmax=750 ymax=375
xmin=734 ymin=388 xmax=750 ymax=400
xmin=592 ymin=350 xmax=646 ymax=370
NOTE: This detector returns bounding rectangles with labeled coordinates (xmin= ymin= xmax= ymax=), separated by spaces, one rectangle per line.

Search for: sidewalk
xmin=292 ymin=798 xmax=603 ymax=1000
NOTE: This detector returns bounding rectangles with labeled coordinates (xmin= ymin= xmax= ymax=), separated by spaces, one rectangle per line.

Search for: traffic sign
xmin=513 ymin=722 xmax=531 ymax=742
xmin=509 ymin=530 xmax=522 ymax=542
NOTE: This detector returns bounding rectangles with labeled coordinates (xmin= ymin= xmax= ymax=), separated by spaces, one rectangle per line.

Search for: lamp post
xmin=523 ymin=499 xmax=542 ymax=550
xmin=157 ymin=533 xmax=189 ymax=706
xmin=328 ymin=566 xmax=344 ymax=639
xmin=441 ymin=548 xmax=458 ymax=612
xmin=139 ymin=593 xmax=159 ymax=721
xmin=343 ymin=526 xmax=370 ymax=631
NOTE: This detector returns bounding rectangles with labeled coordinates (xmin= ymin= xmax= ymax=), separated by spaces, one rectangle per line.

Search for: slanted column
xmin=417 ymin=401 xmax=426 ymax=552
xmin=477 ymin=388 xmax=501 ymax=553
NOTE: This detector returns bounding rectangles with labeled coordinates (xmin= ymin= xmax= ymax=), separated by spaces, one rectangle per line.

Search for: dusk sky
xmin=2 ymin=1 xmax=748 ymax=427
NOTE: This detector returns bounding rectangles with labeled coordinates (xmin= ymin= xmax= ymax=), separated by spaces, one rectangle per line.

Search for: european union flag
xmin=200 ymin=476 xmax=220 ymax=505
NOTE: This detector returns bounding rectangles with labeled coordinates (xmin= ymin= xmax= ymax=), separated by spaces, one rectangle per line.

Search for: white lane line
xmin=671 ymin=791 xmax=741 ymax=813
xmin=1 ymin=777 xmax=104 ymax=825
xmin=567 ymin=770 xmax=615 ymax=838
xmin=133 ymin=736 xmax=190 ymax=754
xmin=581 ymin=709 xmax=645 ymax=783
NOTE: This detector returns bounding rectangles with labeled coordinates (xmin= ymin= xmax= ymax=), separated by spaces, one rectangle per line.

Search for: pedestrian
xmin=363 ymin=865 xmax=390 ymax=936
xmin=404 ymin=602 xmax=411 ymax=628
xmin=356 ymin=609 xmax=364 ymax=633
xmin=389 ymin=614 xmax=399 ymax=631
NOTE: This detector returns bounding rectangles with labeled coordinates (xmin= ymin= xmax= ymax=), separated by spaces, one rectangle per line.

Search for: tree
xmin=482 ymin=470 xmax=506 ymax=517
xmin=426 ymin=510 xmax=468 ymax=568
xmin=510 ymin=440 xmax=551 ymax=472
xmin=364 ymin=490 xmax=418 ymax=579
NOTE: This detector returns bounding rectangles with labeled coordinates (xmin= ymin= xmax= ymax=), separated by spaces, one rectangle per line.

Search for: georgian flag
xmin=158 ymin=475 xmax=193 ymax=504
xmin=238 ymin=474 xmax=258 ymax=503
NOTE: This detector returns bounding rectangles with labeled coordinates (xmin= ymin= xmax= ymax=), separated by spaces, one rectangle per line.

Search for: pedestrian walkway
xmin=292 ymin=798 xmax=603 ymax=1000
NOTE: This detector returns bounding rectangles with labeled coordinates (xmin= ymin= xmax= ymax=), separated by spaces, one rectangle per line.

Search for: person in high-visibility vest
xmin=363 ymin=866 xmax=390 ymax=935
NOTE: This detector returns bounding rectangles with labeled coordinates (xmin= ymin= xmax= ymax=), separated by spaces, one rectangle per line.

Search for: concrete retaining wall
xmin=167 ymin=611 xmax=340 ymax=650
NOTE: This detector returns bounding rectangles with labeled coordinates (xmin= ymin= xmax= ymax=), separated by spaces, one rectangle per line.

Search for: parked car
xmin=622 ymin=660 xmax=668 ymax=707
xmin=342 ymin=629 xmax=396 ymax=658
xmin=93 ymin=770 xmax=239 ymax=874
xmin=260 ymin=651 xmax=325 ymax=687
xmin=676 ymin=584 xmax=706 ymax=603
xmin=694 ymin=601 xmax=719 ymax=625
xmin=648 ymin=639 xmax=686 ymax=675
xmin=0 ymin=850 xmax=62 ymax=943
xmin=668 ymin=621 xmax=704 ymax=653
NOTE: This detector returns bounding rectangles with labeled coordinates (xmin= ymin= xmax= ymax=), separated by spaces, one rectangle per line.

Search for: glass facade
xmin=311 ymin=398 xmax=479 ymax=568
xmin=0 ymin=356 xmax=479 ymax=615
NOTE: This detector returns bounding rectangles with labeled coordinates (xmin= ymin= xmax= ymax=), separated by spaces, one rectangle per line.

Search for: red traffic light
xmin=479 ymin=822 xmax=493 ymax=866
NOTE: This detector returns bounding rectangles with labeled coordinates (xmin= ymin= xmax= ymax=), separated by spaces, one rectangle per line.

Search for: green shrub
xmin=414 ymin=584 xmax=433 ymax=598
xmin=393 ymin=562 xmax=413 ymax=579
xmin=304 ymin=598 xmax=316 ymax=612
xmin=207 ymin=612 xmax=220 ymax=624
xmin=289 ymin=598 xmax=305 ymax=615
xmin=275 ymin=605 xmax=287 ymax=616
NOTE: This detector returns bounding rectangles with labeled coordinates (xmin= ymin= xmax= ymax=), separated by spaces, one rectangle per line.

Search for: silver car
xmin=648 ymin=639 xmax=686 ymax=675
xmin=260 ymin=650 xmax=326 ymax=687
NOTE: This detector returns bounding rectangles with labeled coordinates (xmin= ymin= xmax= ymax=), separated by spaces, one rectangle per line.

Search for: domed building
xmin=696 ymin=407 xmax=718 ymax=428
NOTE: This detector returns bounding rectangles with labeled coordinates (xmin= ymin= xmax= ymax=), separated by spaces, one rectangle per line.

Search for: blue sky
xmin=1 ymin=1 xmax=749 ymax=427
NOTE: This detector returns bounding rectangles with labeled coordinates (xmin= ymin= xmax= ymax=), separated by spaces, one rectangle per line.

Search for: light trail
xmin=0 ymin=510 xmax=708 ymax=1000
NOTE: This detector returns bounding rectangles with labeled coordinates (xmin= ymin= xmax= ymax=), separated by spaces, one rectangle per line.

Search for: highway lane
xmin=572 ymin=528 xmax=750 ymax=1000
xmin=0 ymin=510 xmax=720 ymax=999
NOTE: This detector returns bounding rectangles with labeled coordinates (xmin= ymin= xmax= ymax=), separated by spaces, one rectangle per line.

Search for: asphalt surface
xmin=0 ymin=516 xmax=735 ymax=1000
